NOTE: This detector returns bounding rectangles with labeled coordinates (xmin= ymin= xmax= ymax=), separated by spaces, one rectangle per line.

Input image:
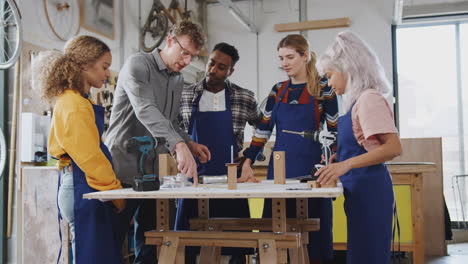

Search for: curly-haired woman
xmin=33 ymin=35 xmax=125 ymax=264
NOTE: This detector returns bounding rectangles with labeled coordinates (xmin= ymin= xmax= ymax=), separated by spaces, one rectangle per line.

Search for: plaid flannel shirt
xmin=179 ymin=80 xmax=261 ymax=152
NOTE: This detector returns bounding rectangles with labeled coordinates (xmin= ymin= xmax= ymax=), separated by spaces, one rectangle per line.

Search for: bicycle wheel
xmin=140 ymin=10 xmax=168 ymax=52
xmin=0 ymin=0 xmax=22 ymax=70
xmin=43 ymin=0 xmax=80 ymax=41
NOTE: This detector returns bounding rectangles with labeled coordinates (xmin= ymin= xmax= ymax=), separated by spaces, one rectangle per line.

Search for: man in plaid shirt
xmin=179 ymin=42 xmax=261 ymax=177
xmin=176 ymin=42 xmax=261 ymax=263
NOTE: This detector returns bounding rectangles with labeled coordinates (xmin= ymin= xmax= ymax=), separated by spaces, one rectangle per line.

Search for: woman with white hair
xmin=315 ymin=31 xmax=402 ymax=264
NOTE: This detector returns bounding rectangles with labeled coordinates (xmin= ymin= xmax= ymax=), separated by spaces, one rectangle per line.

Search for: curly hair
xmin=277 ymin=34 xmax=322 ymax=98
xmin=213 ymin=42 xmax=239 ymax=65
xmin=32 ymin=35 xmax=110 ymax=101
xmin=170 ymin=21 xmax=206 ymax=50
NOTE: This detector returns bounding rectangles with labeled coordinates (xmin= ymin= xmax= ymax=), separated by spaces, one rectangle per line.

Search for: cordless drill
xmin=282 ymin=129 xmax=337 ymax=182
xmin=126 ymin=136 xmax=160 ymax=191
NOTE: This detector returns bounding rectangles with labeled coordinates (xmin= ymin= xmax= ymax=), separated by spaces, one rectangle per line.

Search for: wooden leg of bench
xmin=199 ymin=246 xmax=221 ymax=263
xmin=302 ymin=245 xmax=310 ymax=264
xmin=158 ymin=236 xmax=180 ymax=264
xmin=272 ymin=198 xmax=287 ymax=264
xmin=175 ymin=245 xmax=185 ymax=264
xmin=296 ymin=198 xmax=310 ymax=264
xmin=258 ymin=239 xmax=277 ymax=263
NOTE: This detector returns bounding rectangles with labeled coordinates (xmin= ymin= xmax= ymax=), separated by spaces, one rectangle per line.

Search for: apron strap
xmin=56 ymin=170 xmax=63 ymax=264
xmin=270 ymin=81 xmax=290 ymax=127
xmin=188 ymin=93 xmax=203 ymax=134
xmin=392 ymin=203 xmax=401 ymax=264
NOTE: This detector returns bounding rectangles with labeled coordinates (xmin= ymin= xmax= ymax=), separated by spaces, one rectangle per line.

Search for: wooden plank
xmin=22 ymin=167 xmax=69 ymax=264
xmin=258 ymin=239 xmax=278 ymax=263
xmin=199 ymin=246 xmax=221 ymax=264
xmin=84 ymin=182 xmax=342 ymax=200
xmin=198 ymin=199 xmax=209 ymax=219
xmin=145 ymin=231 xmax=301 ymax=249
xmin=295 ymin=198 xmax=309 ymax=264
xmin=273 ymin=151 xmax=286 ymax=184
xmin=274 ymin=17 xmax=350 ymax=32
xmin=392 ymin=138 xmax=445 ymax=256
xmin=156 ymin=199 xmax=169 ymax=232
xmin=412 ymin=173 xmax=425 ymax=264
xmin=387 ymin=163 xmax=437 ymax=174
xmin=189 ymin=218 xmax=319 ymax=232
xmin=158 ymin=236 xmax=179 ymax=263
xmin=227 ymin=164 xmax=237 ymax=190
xmin=272 ymin=198 xmax=287 ymax=263
xmin=333 ymin=242 xmax=415 ymax=252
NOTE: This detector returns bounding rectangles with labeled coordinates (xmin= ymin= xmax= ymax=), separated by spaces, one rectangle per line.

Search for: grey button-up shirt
xmin=105 ymin=49 xmax=190 ymax=184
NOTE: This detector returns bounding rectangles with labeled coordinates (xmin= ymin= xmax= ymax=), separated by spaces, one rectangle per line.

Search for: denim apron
xmin=337 ymin=104 xmax=394 ymax=264
xmin=70 ymin=102 xmax=123 ymax=264
xmin=175 ymin=88 xmax=251 ymax=256
xmin=263 ymin=81 xmax=333 ymax=261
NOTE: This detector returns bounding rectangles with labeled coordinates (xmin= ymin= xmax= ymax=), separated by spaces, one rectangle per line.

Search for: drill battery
xmin=133 ymin=173 xmax=160 ymax=192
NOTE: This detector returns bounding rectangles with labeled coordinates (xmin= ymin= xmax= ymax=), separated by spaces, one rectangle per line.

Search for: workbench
xmin=84 ymin=181 xmax=343 ymax=263
xmin=250 ymin=162 xmax=437 ymax=264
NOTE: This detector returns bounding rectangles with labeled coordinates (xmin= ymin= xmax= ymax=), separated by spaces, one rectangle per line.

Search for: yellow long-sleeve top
xmin=48 ymin=89 xmax=123 ymax=209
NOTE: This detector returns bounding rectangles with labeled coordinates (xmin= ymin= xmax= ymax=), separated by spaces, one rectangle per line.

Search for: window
xmin=396 ymin=22 xmax=468 ymax=223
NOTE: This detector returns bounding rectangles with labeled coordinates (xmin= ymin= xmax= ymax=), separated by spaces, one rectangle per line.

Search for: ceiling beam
xmin=216 ymin=0 xmax=258 ymax=33
xmin=403 ymin=1 xmax=468 ymax=19
xmin=274 ymin=17 xmax=350 ymax=32
xmin=393 ymin=0 xmax=404 ymax=25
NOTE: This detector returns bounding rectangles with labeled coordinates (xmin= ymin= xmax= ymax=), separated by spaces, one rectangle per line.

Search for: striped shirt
xmin=243 ymin=78 xmax=338 ymax=162
xmin=179 ymin=79 xmax=262 ymax=152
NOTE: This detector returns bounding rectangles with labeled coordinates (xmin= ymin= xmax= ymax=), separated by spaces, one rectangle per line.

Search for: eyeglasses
xmin=173 ymin=36 xmax=199 ymax=62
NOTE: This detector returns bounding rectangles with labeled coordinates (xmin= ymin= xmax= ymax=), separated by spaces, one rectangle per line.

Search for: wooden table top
xmin=84 ymin=181 xmax=343 ymax=200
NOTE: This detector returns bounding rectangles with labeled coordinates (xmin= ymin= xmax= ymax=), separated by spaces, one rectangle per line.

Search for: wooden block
xmin=274 ymin=17 xmax=350 ymax=32
xmin=307 ymin=181 xmax=320 ymax=188
xmin=273 ymin=151 xmax=286 ymax=184
xmin=159 ymin=154 xmax=178 ymax=177
xmin=227 ymin=163 xmax=237 ymax=190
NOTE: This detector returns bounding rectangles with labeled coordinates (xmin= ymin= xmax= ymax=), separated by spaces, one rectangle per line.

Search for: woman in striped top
xmin=241 ymin=34 xmax=338 ymax=263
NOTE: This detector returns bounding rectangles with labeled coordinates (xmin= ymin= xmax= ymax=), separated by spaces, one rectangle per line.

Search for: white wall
xmin=8 ymin=0 xmax=394 ymax=263
xmin=207 ymin=0 xmax=394 ymax=140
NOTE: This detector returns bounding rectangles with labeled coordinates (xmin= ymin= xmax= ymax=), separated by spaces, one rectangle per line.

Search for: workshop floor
xmin=426 ymin=243 xmax=468 ymax=264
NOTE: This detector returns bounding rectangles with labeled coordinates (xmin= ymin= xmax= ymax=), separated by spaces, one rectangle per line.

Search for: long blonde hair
xmin=277 ymin=34 xmax=321 ymax=97
xmin=32 ymin=35 xmax=110 ymax=101
xmin=316 ymin=31 xmax=391 ymax=113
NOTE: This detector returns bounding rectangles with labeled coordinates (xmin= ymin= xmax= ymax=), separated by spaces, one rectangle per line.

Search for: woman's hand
xmin=113 ymin=199 xmax=126 ymax=214
xmin=321 ymin=153 xmax=337 ymax=164
xmin=238 ymin=158 xmax=258 ymax=183
xmin=315 ymin=161 xmax=352 ymax=186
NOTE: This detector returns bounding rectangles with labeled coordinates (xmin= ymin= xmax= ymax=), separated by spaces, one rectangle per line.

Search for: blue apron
xmin=337 ymin=104 xmax=394 ymax=264
xmin=175 ymin=88 xmax=251 ymax=256
xmin=262 ymin=81 xmax=333 ymax=261
xmin=71 ymin=103 xmax=123 ymax=264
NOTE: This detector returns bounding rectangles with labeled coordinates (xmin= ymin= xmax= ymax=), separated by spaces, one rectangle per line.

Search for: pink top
xmin=351 ymin=89 xmax=398 ymax=152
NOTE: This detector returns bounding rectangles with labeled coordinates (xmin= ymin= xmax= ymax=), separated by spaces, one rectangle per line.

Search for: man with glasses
xmin=176 ymin=42 xmax=261 ymax=264
xmin=105 ymin=21 xmax=210 ymax=264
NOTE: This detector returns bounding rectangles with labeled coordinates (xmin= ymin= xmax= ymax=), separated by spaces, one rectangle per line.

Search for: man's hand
xmin=187 ymin=141 xmax=211 ymax=163
xmin=174 ymin=142 xmax=198 ymax=185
